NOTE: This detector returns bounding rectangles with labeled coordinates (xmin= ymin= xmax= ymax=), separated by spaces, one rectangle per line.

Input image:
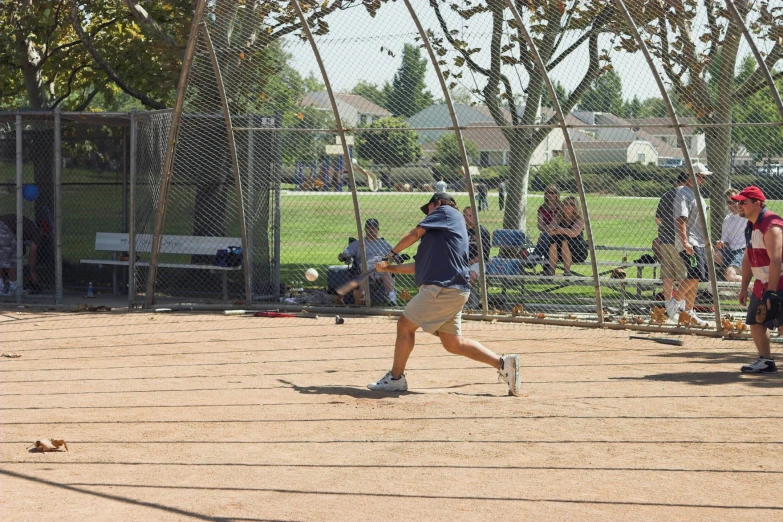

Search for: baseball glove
xmin=756 ymin=290 xmax=781 ymax=328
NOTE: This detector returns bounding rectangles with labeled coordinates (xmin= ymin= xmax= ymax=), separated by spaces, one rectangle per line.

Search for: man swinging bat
xmin=366 ymin=192 xmax=522 ymax=396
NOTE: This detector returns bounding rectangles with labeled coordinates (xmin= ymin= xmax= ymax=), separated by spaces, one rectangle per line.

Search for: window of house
xmin=637 ymin=153 xmax=646 ymax=163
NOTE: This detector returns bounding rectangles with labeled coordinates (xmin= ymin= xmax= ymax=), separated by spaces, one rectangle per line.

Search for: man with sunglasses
xmin=714 ymin=189 xmax=746 ymax=283
xmin=367 ymin=192 xmax=522 ymax=395
xmin=732 ymin=186 xmax=781 ymax=374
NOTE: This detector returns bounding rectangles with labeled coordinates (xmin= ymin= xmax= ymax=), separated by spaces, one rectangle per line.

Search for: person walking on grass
xmin=733 ymin=186 xmax=781 ymax=374
xmin=367 ymin=192 xmax=521 ymax=396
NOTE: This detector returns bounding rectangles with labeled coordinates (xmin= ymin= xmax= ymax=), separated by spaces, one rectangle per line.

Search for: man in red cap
xmin=733 ymin=186 xmax=781 ymax=373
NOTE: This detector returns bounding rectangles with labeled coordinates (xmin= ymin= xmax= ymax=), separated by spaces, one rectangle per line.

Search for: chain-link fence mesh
xmin=2 ymin=1 xmax=782 ymax=340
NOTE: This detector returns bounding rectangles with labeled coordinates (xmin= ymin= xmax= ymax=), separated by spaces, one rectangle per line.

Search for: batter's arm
xmin=765 ymin=225 xmax=783 ymax=291
xmin=390 ymin=226 xmax=426 ymax=255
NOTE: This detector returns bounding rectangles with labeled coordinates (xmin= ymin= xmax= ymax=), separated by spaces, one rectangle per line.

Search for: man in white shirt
xmin=714 ymin=188 xmax=747 ymax=283
xmin=434 ymin=178 xmax=447 ymax=193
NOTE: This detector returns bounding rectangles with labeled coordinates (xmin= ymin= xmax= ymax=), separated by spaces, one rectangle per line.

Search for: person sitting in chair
xmin=0 ymin=214 xmax=41 ymax=294
xmin=339 ymin=218 xmax=397 ymax=304
xmin=546 ymin=196 xmax=588 ymax=277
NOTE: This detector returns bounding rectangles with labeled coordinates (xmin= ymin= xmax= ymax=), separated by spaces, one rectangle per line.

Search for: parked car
xmin=659 ymin=158 xmax=684 ymax=168
xmin=757 ymin=164 xmax=783 ymax=177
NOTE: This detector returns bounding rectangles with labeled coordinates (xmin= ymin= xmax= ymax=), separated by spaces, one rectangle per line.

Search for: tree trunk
xmin=703 ymin=125 xmax=732 ymax=240
xmin=501 ymin=129 xmax=536 ymax=233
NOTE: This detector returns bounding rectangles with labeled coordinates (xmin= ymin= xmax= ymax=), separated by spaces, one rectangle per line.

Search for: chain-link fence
xmin=3 ymin=0 xmax=782 ymax=339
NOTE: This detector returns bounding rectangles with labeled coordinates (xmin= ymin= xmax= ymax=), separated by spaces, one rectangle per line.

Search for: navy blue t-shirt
xmin=415 ymin=205 xmax=471 ymax=290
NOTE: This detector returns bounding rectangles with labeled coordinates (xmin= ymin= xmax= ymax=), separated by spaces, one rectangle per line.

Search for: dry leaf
xmin=1 ymin=352 xmax=21 ymax=358
xmin=566 ymin=314 xmax=577 ymax=320
xmin=650 ymin=306 xmax=667 ymax=325
xmin=631 ymin=315 xmax=645 ymax=325
xmin=678 ymin=311 xmax=694 ymax=328
xmin=29 ymin=439 xmax=68 ymax=452
xmin=534 ymin=312 xmax=546 ymax=319
xmin=734 ymin=319 xmax=748 ymax=333
xmin=400 ymin=289 xmax=411 ymax=301
xmin=618 ymin=317 xmax=629 ymax=325
xmin=721 ymin=317 xmax=735 ymax=332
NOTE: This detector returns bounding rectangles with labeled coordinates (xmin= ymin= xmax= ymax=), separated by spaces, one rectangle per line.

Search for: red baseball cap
xmin=731 ymin=186 xmax=766 ymax=202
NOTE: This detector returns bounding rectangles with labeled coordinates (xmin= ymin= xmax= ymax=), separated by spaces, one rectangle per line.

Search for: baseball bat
xmin=629 ymin=335 xmax=684 ymax=346
xmin=335 ymin=268 xmax=377 ymax=296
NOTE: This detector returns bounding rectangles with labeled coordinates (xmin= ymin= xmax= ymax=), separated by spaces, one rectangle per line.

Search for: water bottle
xmin=87 ymin=282 xmax=94 ymax=298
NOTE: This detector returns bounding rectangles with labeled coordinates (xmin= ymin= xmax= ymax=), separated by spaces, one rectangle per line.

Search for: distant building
xmin=566 ymin=141 xmax=659 ymax=165
xmin=300 ymin=92 xmax=391 ymax=127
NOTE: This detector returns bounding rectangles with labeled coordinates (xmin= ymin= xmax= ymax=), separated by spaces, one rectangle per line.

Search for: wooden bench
xmin=80 ymin=232 xmax=242 ymax=300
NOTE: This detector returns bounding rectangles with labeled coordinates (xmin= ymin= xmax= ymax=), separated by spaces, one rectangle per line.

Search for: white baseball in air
xmin=305 ymin=268 xmax=319 ymax=282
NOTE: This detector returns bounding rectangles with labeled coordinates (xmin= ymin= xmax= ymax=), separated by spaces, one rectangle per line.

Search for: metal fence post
xmin=145 ymin=0 xmax=208 ymax=307
xmin=15 ymin=112 xmax=23 ymax=304
xmin=201 ymin=24 xmax=252 ymax=304
xmin=616 ymin=0 xmax=722 ymax=329
xmin=505 ymin=0 xmax=603 ymax=324
xmin=403 ymin=0 xmax=489 ymax=316
xmin=54 ymin=108 xmax=62 ymax=303
xmin=290 ymin=0 xmax=369 ymax=306
xmin=129 ymin=109 xmax=138 ymax=308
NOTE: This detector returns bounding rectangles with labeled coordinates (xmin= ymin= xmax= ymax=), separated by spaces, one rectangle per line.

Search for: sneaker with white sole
xmin=367 ymin=371 xmax=408 ymax=392
xmin=498 ymin=354 xmax=521 ymax=396
xmin=740 ymin=357 xmax=778 ymax=374
xmin=685 ymin=310 xmax=708 ymax=326
xmin=664 ymin=298 xmax=684 ymax=320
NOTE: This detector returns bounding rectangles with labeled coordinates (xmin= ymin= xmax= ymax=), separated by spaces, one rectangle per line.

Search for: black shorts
xmin=551 ymin=234 xmax=588 ymax=264
xmin=679 ymin=246 xmax=708 ymax=282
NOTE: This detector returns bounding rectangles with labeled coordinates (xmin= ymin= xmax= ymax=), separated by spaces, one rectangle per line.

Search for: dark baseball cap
xmin=365 ymin=218 xmax=379 ymax=228
xmin=420 ymin=192 xmax=455 ymax=215
xmin=731 ymin=186 xmax=766 ymax=202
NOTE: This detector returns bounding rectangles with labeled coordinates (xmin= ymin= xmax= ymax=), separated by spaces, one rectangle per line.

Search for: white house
xmin=566 ymin=140 xmax=659 ymax=165
xmin=300 ymin=92 xmax=391 ymax=127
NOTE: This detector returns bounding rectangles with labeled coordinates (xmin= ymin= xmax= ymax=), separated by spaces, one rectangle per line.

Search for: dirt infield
xmin=1 ymin=310 xmax=782 ymax=521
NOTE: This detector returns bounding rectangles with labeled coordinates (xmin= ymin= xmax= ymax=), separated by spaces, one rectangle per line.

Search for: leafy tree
xmin=622 ymin=1 xmax=783 ymax=237
xmin=622 ymin=96 xmax=642 ymax=118
xmin=732 ymin=56 xmax=783 ymax=160
xmin=386 ymin=43 xmax=433 ymax=118
xmin=351 ymin=80 xmax=390 ymax=109
xmin=356 ymin=116 xmax=421 ymax=168
xmin=542 ymin=81 xmax=568 ymax=110
xmin=637 ymin=97 xmax=667 ymax=118
xmin=433 ymin=133 xmax=479 ymax=168
xmin=579 ymin=69 xmax=624 ymax=115
xmin=427 ymin=1 xmax=620 ymax=231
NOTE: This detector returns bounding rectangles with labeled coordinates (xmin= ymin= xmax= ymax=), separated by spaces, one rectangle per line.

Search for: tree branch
xmin=69 ymin=1 xmax=165 ymax=109
xmin=429 ymin=0 xmax=491 ymax=78
xmin=51 ymin=63 xmax=91 ymax=108
xmin=534 ymin=29 xmax=601 ymax=144
xmin=704 ymin=0 xmax=721 ymax=61
xmin=734 ymin=40 xmax=783 ymax=101
xmin=123 ymin=0 xmax=183 ymax=59
xmin=72 ymin=85 xmax=102 ymax=111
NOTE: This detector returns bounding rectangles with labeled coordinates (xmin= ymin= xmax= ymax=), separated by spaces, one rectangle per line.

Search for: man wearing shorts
xmin=673 ymin=163 xmax=711 ymax=326
xmin=367 ymin=192 xmax=521 ymax=396
xmin=655 ymin=172 xmax=688 ymax=319
xmin=734 ymin=186 xmax=780 ymax=374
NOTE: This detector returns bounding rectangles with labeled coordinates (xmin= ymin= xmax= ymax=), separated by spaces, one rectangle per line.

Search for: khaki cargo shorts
xmin=403 ymin=284 xmax=470 ymax=336
xmin=659 ymin=243 xmax=686 ymax=281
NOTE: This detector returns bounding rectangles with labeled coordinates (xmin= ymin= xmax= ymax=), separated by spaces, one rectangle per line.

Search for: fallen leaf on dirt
xmin=534 ymin=312 xmax=546 ymax=319
xmin=650 ymin=306 xmax=667 ymax=325
xmin=29 ymin=439 xmax=68 ymax=452
xmin=1 ymin=353 xmax=21 ymax=358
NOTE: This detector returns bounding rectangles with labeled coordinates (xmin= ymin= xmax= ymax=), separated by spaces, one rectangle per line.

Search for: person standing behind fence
xmin=367 ymin=192 xmax=521 ymax=396
xmin=476 ymin=182 xmax=489 ymax=211
xmin=673 ymin=163 xmax=711 ymax=326
xmin=498 ymin=180 xmax=507 ymax=211
xmin=733 ymin=186 xmax=781 ymax=374
xmin=656 ymin=171 xmax=688 ymax=320
xmin=714 ymin=188 xmax=746 ymax=283
xmin=0 ymin=214 xmax=41 ymax=295
xmin=434 ymin=178 xmax=447 ymax=193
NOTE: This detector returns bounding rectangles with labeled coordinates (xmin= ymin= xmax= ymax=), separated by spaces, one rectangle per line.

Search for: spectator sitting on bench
xmin=339 ymin=218 xmax=397 ymax=304
xmin=531 ymin=184 xmax=560 ymax=268
xmin=546 ymin=196 xmax=588 ymax=277
xmin=714 ymin=188 xmax=746 ymax=283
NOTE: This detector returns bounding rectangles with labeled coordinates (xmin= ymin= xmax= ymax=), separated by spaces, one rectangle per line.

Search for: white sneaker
xmin=387 ymin=291 xmax=397 ymax=305
xmin=686 ymin=310 xmax=708 ymax=326
xmin=367 ymin=371 xmax=407 ymax=392
xmin=664 ymin=298 xmax=684 ymax=320
xmin=498 ymin=354 xmax=521 ymax=396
